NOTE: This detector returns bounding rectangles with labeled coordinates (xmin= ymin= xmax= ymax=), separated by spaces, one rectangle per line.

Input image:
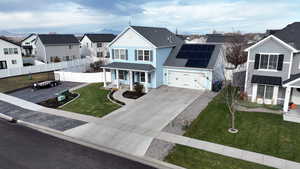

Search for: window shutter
xmin=254 ymin=54 xmax=260 ymax=69
xmin=277 ymin=54 xmax=284 ymax=71
xmin=126 ymin=49 xmax=128 ymax=60
xmin=135 ymin=50 xmax=137 ymax=61
xmin=150 ymin=50 xmax=153 ymax=61
xmin=112 ymin=49 xmax=114 ymax=59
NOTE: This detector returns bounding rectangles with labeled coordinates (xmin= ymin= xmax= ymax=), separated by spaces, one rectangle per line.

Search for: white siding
xmin=0 ymin=39 xmax=23 ymax=69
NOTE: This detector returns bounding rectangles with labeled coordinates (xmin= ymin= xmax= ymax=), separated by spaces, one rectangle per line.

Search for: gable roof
xmin=109 ymin=26 xmax=183 ymax=48
xmin=21 ymin=33 xmax=36 ymax=43
xmin=38 ymin=34 xmax=79 ymax=45
xmin=130 ymin=26 xmax=181 ymax=48
xmin=273 ymin=22 xmax=300 ymax=50
xmin=0 ymin=36 xmax=21 ymax=47
xmin=83 ymin=34 xmax=116 ymax=43
xmin=164 ymin=43 xmax=223 ymax=69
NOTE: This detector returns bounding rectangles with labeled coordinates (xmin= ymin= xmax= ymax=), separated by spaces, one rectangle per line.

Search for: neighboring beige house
xmin=0 ymin=37 xmax=23 ymax=69
xmin=80 ymin=34 xmax=116 ymax=64
xmin=35 ymin=34 xmax=80 ymax=63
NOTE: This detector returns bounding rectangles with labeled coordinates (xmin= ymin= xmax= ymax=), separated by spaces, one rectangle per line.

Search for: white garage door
xmin=167 ymin=70 xmax=207 ymax=90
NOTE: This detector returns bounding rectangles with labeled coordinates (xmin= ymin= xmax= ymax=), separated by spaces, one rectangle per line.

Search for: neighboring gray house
xmin=35 ymin=34 xmax=80 ymax=63
xmin=80 ymin=34 xmax=116 ymax=64
xmin=244 ymin=22 xmax=300 ymax=122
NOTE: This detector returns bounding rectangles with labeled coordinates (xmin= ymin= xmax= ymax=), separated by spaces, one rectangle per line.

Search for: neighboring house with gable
xmin=102 ymin=26 xmax=225 ymax=92
xmin=0 ymin=37 xmax=23 ymax=69
xmin=21 ymin=34 xmax=37 ymax=56
xmin=244 ymin=22 xmax=300 ymax=122
xmin=35 ymin=34 xmax=80 ymax=63
xmin=80 ymin=34 xmax=116 ymax=63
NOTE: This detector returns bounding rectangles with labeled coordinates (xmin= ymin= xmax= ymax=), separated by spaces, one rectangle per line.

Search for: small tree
xmin=225 ymin=33 xmax=247 ymax=69
xmin=90 ymin=60 xmax=104 ymax=72
xmin=222 ymin=82 xmax=239 ymax=133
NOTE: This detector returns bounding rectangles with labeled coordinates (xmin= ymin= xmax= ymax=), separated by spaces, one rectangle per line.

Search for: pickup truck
xmin=32 ymin=80 xmax=61 ymax=90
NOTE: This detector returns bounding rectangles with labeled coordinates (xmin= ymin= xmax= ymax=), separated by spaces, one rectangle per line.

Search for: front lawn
xmin=60 ymin=83 xmax=120 ymax=117
xmin=165 ymin=145 xmax=274 ymax=169
xmin=180 ymin=92 xmax=300 ymax=162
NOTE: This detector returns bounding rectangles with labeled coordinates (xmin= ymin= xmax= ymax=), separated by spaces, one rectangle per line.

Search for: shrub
xmin=134 ymin=82 xmax=144 ymax=94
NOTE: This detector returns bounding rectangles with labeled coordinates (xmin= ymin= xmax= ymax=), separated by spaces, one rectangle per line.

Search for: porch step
xmin=284 ymin=112 xmax=300 ymax=123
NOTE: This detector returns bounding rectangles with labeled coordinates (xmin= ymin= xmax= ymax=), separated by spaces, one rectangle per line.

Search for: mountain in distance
xmin=0 ymin=30 xmax=27 ymax=37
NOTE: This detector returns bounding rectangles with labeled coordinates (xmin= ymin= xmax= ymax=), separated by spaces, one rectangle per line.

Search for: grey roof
xmin=273 ymin=22 xmax=300 ymax=50
xmin=38 ymin=34 xmax=79 ymax=45
xmin=83 ymin=34 xmax=116 ymax=43
xmin=0 ymin=36 xmax=21 ymax=46
xmin=283 ymin=73 xmax=300 ymax=84
xmin=102 ymin=62 xmax=155 ymax=71
xmin=130 ymin=26 xmax=183 ymax=47
xmin=163 ymin=43 xmax=223 ymax=69
xmin=251 ymin=75 xmax=282 ymax=85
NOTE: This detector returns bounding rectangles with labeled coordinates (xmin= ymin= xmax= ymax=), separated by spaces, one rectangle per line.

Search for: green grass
xmin=181 ymin=92 xmax=300 ymax=162
xmin=0 ymin=72 xmax=54 ymax=93
xmin=60 ymin=83 xmax=120 ymax=117
xmin=165 ymin=145 xmax=274 ymax=169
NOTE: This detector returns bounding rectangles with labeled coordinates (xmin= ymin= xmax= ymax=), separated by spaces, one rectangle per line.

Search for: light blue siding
xmin=156 ymin=48 xmax=173 ymax=87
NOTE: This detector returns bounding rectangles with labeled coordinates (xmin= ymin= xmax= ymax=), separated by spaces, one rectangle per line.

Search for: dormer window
xmin=254 ymin=53 xmax=284 ymax=71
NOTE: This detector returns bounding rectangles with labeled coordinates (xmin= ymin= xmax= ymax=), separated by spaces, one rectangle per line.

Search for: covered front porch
xmin=282 ymin=74 xmax=300 ymax=123
xmin=102 ymin=62 xmax=156 ymax=93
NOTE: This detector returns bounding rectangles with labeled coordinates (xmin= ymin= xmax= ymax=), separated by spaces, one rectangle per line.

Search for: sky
xmin=0 ymin=0 xmax=299 ymax=34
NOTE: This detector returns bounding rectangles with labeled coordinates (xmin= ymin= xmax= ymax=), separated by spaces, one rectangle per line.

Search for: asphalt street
xmin=0 ymin=119 xmax=157 ymax=169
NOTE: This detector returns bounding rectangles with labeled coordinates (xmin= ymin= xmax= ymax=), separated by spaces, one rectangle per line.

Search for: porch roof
xmin=283 ymin=73 xmax=300 ymax=85
xmin=251 ymin=75 xmax=282 ymax=85
xmin=102 ymin=62 xmax=155 ymax=72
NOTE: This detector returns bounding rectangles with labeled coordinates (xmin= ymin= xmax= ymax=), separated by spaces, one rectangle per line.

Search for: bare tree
xmin=225 ymin=33 xmax=248 ymax=69
xmin=222 ymin=81 xmax=239 ymax=133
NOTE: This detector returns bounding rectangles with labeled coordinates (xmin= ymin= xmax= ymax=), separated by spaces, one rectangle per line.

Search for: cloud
xmin=0 ymin=0 xmax=299 ymax=34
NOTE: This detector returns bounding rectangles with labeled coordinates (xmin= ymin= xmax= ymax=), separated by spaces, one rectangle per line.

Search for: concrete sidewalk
xmin=156 ymin=132 xmax=300 ymax=169
xmin=112 ymin=89 xmax=136 ymax=105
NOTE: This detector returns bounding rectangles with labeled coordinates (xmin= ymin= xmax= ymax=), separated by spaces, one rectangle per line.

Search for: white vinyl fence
xmin=54 ymin=71 xmax=111 ymax=83
xmin=0 ymin=58 xmax=92 ymax=78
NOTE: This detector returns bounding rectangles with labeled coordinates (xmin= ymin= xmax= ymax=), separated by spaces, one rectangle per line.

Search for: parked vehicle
xmin=32 ymin=80 xmax=61 ymax=90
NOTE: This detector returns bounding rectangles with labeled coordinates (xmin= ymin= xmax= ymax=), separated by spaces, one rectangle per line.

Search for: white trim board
xmin=244 ymin=35 xmax=298 ymax=53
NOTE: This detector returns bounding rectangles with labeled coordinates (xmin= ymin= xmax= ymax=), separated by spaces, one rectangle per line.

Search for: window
xmin=106 ymin=52 xmax=110 ymax=58
xmin=9 ymin=48 xmax=13 ymax=54
xmin=97 ymin=42 xmax=102 ymax=47
xmin=11 ymin=60 xmax=17 ymax=64
xmin=13 ymin=48 xmax=18 ymax=54
xmin=259 ymin=54 xmax=279 ymax=70
xmin=113 ymin=49 xmax=127 ymax=60
xmin=118 ymin=70 xmax=127 ymax=80
xmin=137 ymin=49 xmax=152 ymax=61
xmin=3 ymin=48 xmax=8 ymax=55
xmin=257 ymin=85 xmax=274 ymax=100
xmin=97 ymin=52 xmax=102 ymax=58
xmin=66 ymin=56 xmax=70 ymax=61
xmin=86 ymin=43 xmax=89 ymax=48
xmin=0 ymin=61 xmax=7 ymax=69
xmin=140 ymin=72 xmax=145 ymax=82
xmin=69 ymin=45 xmax=72 ymax=49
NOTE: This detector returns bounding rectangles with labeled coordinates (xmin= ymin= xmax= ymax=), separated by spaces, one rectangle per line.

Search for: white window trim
xmin=257 ymin=84 xmax=274 ymax=100
xmin=258 ymin=53 xmax=280 ymax=71
xmin=113 ymin=48 xmax=127 ymax=60
xmin=137 ymin=49 xmax=152 ymax=62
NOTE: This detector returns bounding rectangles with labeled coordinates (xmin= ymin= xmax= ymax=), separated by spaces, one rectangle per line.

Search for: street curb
xmin=0 ymin=113 xmax=185 ymax=169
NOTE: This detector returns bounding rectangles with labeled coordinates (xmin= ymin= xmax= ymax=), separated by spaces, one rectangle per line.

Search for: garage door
xmin=167 ymin=70 xmax=207 ymax=90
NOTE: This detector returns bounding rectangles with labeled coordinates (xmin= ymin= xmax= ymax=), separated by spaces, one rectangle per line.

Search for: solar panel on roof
xmin=176 ymin=44 xmax=215 ymax=68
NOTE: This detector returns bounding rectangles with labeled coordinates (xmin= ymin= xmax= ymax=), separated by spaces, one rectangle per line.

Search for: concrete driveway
xmin=64 ymin=86 xmax=205 ymax=156
xmin=9 ymin=82 xmax=84 ymax=103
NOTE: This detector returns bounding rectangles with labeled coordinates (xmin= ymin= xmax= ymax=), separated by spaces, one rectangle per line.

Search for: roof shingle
xmin=38 ymin=34 xmax=79 ymax=45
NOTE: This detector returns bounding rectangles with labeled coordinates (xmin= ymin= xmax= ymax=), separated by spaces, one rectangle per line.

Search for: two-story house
xmin=244 ymin=22 xmax=300 ymax=122
xmin=102 ymin=26 xmax=225 ymax=93
xmin=0 ymin=37 xmax=23 ymax=70
xmin=35 ymin=34 xmax=80 ymax=63
xmin=21 ymin=34 xmax=37 ymax=56
xmin=80 ymin=34 xmax=116 ymax=63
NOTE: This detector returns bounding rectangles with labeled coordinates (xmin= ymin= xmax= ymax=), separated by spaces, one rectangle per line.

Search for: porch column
xmin=283 ymin=87 xmax=291 ymax=112
xmin=251 ymin=84 xmax=257 ymax=102
xmin=145 ymin=71 xmax=149 ymax=93
xmin=273 ymin=86 xmax=279 ymax=105
xmin=129 ymin=71 xmax=133 ymax=91
xmin=103 ymin=68 xmax=107 ymax=87
xmin=116 ymin=69 xmax=120 ymax=89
